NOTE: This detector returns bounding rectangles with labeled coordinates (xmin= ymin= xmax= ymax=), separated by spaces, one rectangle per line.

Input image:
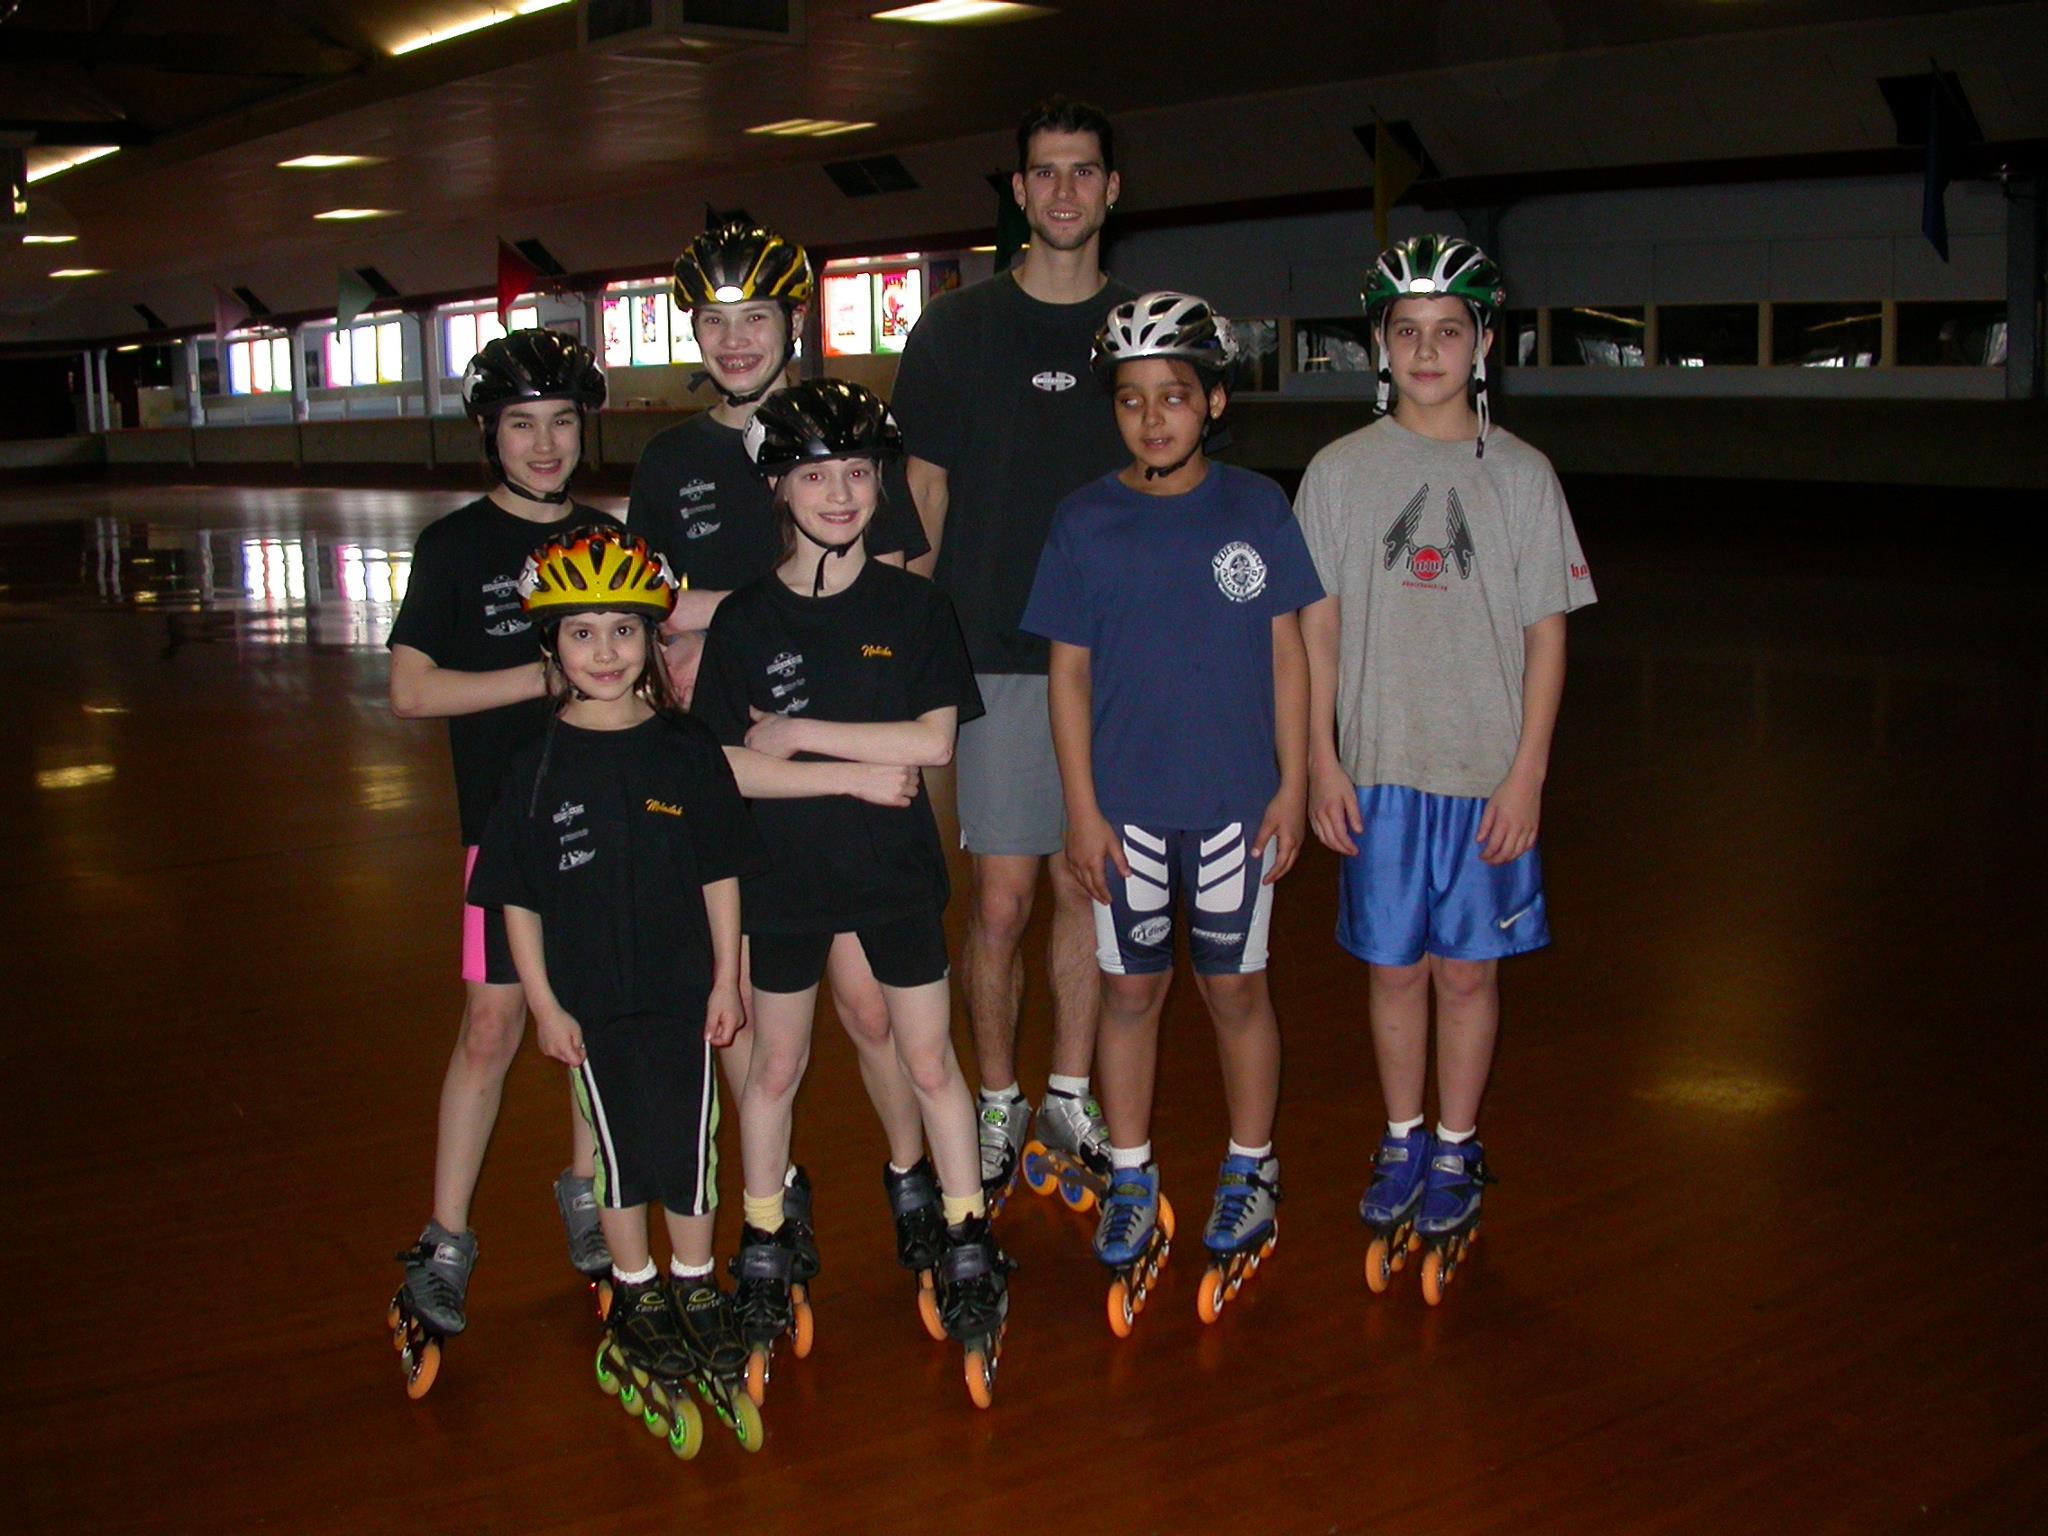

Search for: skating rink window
xmin=600 ymin=281 xmax=703 ymax=369
xmin=1895 ymin=301 xmax=2008 ymax=366
xmin=226 ymin=335 xmax=293 ymax=395
xmin=442 ymin=307 xmax=538 ymax=374
xmin=1551 ymin=307 xmax=1646 ymax=367
xmin=1772 ymin=304 xmax=1880 ymax=368
xmin=321 ymin=319 xmax=409 ymax=387
xmin=1658 ymin=305 xmax=1759 ymax=367
xmin=819 ymin=260 xmax=924 ymax=358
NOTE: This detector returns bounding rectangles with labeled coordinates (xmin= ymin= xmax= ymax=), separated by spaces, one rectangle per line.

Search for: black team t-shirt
xmin=466 ymin=712 xmax=766 ymax=1024
xmin=625 ymin=410 xmax=928 ymax=594
xmin=693 ymin=561 xmax=983 ymax=933
xmin=888 ymin=270 xmax=1136 ymax=675
xmin=387 ymin=497 xmax=622 ymax=845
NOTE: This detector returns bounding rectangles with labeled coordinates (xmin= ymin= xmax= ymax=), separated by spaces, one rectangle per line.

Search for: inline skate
xmin=729 ymin=1223 xmax=814 ymax=1405
xmin=1094 ymin=1163 xmax=1175 ymax=1338
xmin=554 ymin=1169 xmax=614 ymax=1318
xmin=593 ymin=1275 xmax=705 ymax=1459
xmin=385 ymin=1221 xmax=475 ymax=1399
xmin=1360 ymin=1127 xmax=1430 ymax=1294
xmin=669 ymin=1277 xmax=765 ymax=1451
xmin=1197 ymin=1153 xmax=1279 ymax=1324
xmin=1416 ymin=1136 xmax=1494 ymax=1306
xmin=782 ymin=1164 xmax=821 ymax=1290
xmin=933 ymin=1215 xmax=1014 ymax=1409
xmin=1020 ymin=1089 xmax=1113 ymax=1215
xmin=978 ymin=1093 xmax=1031 ymax=1217
xmin=885 ymin=1157 xmax=949 ymax=1339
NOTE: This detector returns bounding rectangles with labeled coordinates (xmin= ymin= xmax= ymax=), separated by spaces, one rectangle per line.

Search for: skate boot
xmin=594 ymin=1275 xmax=705 ymax=1460
xmin=1415 ymin=1136 xmax=1494 ymax=1307
xmin=386 ymin=1220 xmax=475 ymax=1399
xmin=1021 ymin=1089 xmax=1113 ymax=1214
xmin=933 ymin=1215 xmax=1015 ymax=1409
xmin=554 ymin=1169 xmax=614 ymax=1318
xmin=883 ymin=1156 xmax=948 ymax=1309
xmin=977 ymin=1093 xmax=1032 ymax=1216
xmin=729 ymin=1223 xmax=814 ymax=1406
xmin=1093 ymin=1162 xmax=1175 ymax=1338
xmin=781 ymin=1164 xmax=821 ymax=1289
xmin=1359 ymin=1127 xmax=1430 ymax=1295
xmin=670 ymin=1277 xmax=765 ymax=1452
xmin=1197 ymin=1153 xmax=1280 ymax=1324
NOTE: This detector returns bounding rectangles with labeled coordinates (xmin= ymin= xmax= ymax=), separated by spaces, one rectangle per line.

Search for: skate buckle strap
xmin=735 ymin=1240 xmax=793 ymax=1281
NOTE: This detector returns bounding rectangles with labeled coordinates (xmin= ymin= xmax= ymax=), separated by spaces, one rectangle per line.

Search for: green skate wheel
xmin=595 ymin=1341 xmax=621 ymax=1395
xmin=732 ymin=1392 xmax=765 ymax=1453
xmin=668 ymin=1398 xmax=704 ymax=1460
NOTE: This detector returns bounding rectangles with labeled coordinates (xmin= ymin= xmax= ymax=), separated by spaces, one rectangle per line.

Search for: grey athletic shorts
xmin=954 ymin=671 xmax=1065 ymax=857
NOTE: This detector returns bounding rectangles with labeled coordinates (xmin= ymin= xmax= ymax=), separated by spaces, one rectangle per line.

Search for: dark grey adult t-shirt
xmin=890 ymin=270 xmax=1135 ymax=675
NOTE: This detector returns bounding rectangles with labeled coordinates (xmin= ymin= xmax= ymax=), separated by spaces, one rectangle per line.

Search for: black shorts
xmin=575 ymin=1013 xmax=718 ymax=1215
xmin=748 ymin=910 xmax=951 ymax=995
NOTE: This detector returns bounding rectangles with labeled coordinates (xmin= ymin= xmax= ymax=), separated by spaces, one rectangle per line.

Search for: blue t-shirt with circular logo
xmin=1022 ymin=462 xmax=1324 ymax=828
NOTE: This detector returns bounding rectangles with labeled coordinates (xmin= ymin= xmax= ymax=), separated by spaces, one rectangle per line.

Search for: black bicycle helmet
xmin=744 ymin=379 xmax=903 ymax=478
xmin=460 ymin=329 xmax=607 ymax=502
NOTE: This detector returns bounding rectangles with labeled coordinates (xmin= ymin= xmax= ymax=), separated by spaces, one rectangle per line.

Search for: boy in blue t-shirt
xmin=1022 ymin=292 xmax=1323 ymax=1329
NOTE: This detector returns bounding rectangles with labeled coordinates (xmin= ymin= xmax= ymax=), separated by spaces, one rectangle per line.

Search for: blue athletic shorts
xmin=1336 ymin=785 xmax=1549 ymax=966
xmin=1094 ymin=818 xmax=1276 ymax=976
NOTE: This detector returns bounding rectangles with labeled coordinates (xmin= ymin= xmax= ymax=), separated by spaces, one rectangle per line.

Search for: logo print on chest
xmin=1382 ymin=484 xmax=1477 ymax=587
xmin=1212 ymin=541 xmax=1268 ymax=603
xmin=1031 ymin=370 xmax=1077 ymax=392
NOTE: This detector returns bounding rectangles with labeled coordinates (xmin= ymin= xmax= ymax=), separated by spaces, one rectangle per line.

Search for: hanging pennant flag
xmin=985 ymin=173 xmax=1031 ymax=273
xmin=1373 ymin=117 xmax=1423 ymax=252
xmin=213 ymin=286 xmax=251 ymax=371
xmin=497 ymin=239 xmax=541 ymax=326
xmin=1921 ymin=67 xmax=1955 ymax=263
xmin=337 ymin=267 xmax=376 ymax=329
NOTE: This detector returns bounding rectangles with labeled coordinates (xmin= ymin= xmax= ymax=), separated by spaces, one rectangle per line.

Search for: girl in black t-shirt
xmin=695 ymin=381 xmax=1012 ymax=1407
xmin=468 ymin=524 xmax=768 ymax=1451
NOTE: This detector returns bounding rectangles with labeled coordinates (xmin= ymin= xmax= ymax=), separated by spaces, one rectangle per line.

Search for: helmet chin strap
xmin=1143 ymin=402 xmax=1221 ymax=482
xmin=795 ymin=519 xmax=861 ymax=597
xmin=485 ymin=410 xmax=578 ymax=505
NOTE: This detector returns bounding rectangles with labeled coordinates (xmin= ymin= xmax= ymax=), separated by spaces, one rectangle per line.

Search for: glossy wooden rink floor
xmin=5 ymin=480 xmax=2044 ymax=1534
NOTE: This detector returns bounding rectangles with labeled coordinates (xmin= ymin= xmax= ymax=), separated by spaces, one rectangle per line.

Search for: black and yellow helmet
xmin=519 ymin=524 xmax=679 ymax=624
xmin=672 ymin=217 xmax=815 ymax=310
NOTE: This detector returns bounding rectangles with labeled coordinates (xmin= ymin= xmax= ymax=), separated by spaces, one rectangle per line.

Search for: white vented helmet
xmin=1092 ymin=291 xmax=1239 ymax=386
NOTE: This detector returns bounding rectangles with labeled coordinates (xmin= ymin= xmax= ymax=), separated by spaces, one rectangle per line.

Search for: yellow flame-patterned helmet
xmin=518 ymin=523 xmax=679 ymax=624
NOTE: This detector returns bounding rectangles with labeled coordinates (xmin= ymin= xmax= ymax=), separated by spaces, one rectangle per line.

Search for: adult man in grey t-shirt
xmin=892 ymin=96 xmax=1135 ymax=1201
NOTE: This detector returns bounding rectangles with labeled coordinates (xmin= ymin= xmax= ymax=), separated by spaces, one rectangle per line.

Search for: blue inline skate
xmin=1416 ymin=1135 xmax=1494 ymax=1306
xmin=1198 ymin=1153 xmax=1279 ymax=1324
xmin=1094 ymin=1162 xmax=1175 ymax=1338
xmin=1360 ymin=1127 xmax=1430 ymax=1295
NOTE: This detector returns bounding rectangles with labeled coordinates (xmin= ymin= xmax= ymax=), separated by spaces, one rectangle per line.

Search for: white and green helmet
xmin=1362 ymin=234 xmax=1506 ymax=455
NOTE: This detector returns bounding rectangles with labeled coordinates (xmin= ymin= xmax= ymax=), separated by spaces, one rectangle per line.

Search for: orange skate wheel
xmin=965 ymin=1347 xmax=995 ymax=1410
xmin=1021 ymin=1141 xmax=1056 ymax=1197
xmin=1365 ymin=1236 xmax=1395 ymax=1293
xmin=1197 ymin=1268 xmax=1226 ymax=1325
xmin=1107 ymin=1279 xmax=1135 ymax=1338
xmin=1421 ymin=1249 xmax=1447 ymax=1307
xmin=405 ymin=1339 xmax=441 ymax=1400
xmin=917 ymin=1285 xmax=945 ymax=1342
xmin=1158 ymin=1195 xmax=1177 ymax=1242
xmin=745 ymin=1348 xmax=769 ymax=1406
xmin=792 ymin=1298 xmax=815 ymax=1359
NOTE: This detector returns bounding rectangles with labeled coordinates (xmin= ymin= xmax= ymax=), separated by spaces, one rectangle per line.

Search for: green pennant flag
xmin=337 ymin=267 xmax=376 ymax=329
xmin=987 ymin=172 xmax=1031 ymax=272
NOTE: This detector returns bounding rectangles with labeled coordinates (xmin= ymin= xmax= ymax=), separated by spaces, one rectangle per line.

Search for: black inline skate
xmin=884 ymin=1157 xmax=949 ymax=1339
xmin=670 ymin=1277 xmax=765 ymax=1451
xmin=594 ymin=1275 xmax=705 ymax=1459
xmin=934 ymin=1214 xmax=1014 ymax=1409
xmin=553 ymin=1169 xmax=614 ymax=1319
xmin=729 ymin=1222 xmax=814 ymax=1405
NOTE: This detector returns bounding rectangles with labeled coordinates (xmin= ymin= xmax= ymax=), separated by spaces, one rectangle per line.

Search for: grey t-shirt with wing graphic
xmin=1294 ymin=416 xmax=1596 ymax=799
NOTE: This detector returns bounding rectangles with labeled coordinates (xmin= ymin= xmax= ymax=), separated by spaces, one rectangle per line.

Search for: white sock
xmin=1110 ymin=1141 xmax=1152 ymax=1169
xmin=612 ymin=1258 xmax=659 ymax=1285
xmin=1228 ymin=1139 xmax=1273 ymax=1161
xmin=981 ymin=1082 xmax=1022 ymax=1102
xmin=887 ymin=1160 xmax=916 ymax=1176
xmin=1389 ymin=1114 xmax=1426 ymax=1138
xmin=669 ymin=1257 xmax=714 ymax=1281
xmin=782 ymin=1165 xmax=799 ymax=1189
xmin=1047 ymin=1073 xmax=1090 ymax=1098
xmin=1435 ymin=1122 xmax=1476 ymax=1144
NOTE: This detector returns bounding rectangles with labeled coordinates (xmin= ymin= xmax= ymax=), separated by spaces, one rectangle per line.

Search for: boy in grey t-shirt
xmin=1296 ymin=236 xmax=1595 ymax=1305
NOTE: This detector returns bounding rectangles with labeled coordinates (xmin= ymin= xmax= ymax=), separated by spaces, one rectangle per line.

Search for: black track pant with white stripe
xmin=573 ymin=1012 xmax=718 ymax=1215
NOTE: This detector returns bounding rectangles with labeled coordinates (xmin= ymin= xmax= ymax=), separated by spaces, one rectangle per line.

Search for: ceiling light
xmin=746 ymin=119 xmax=877 ymax=138
xmin=390 ymin=0 xmax=570 ymax=55
xmin=873 ymin=2 xmax=1053 ymax=23
xmin=51 ymin=267 xmax=107 ymax=278
xmin=116 ymin=344 xmax=142 ymax=353
xmin=278 ymin=154 xmax=387 ymax=170
xmin=21 ymin=234 xmax=78 ymax=244
xmin=314 ymin=208 xmax=401 ymax=221
xmin=25 ymin=146 xmax=121 ymax=184
xmin=37 ymin=764 xmax=116 ymax=790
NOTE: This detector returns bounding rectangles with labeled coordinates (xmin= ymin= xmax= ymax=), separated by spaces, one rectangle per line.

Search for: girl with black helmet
xmin=628 ymin=213 xmax=932 ymax=1319
xmin=384 ymin=330 xmax=623 ymax=1392
xmin=692 ymin=379 xmax=1012 ymax=1409
xmin=464 ymin=524 xmax=768 ymax=1452
xmin=1297 ymin=235 xmax=1597 ymax=1306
